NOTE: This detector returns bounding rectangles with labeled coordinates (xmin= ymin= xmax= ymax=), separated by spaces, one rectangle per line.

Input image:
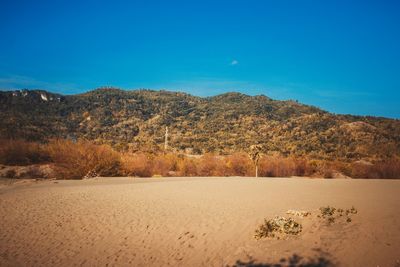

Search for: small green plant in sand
xmin=254 ymin=216 xmax=302 ymax=239
xmin=318 ymin=206 xmax=358 ymax=224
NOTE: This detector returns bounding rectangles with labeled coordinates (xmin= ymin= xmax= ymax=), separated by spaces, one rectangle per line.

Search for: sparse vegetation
xmin=254 ymin=216 xmax=302 ymax=239
xmin=0 ymin=138 xmax=399 ymax=179
xmin=47 ymin=139 xmax=121 ymax=179
xmin=1 ymin=89 xmax=400 ymax=161
xmin=232 ymin=253 xmax=334 ymax=267
xmin=286 ymin=210 xmax=311 ymax=217
xmin=255 ymin=206 xmax=358 ymax=241
xmin=121 ymin=153 xmax=153 ymax=177
xmin=350 ymin=158 xmax=400 ymax=179
xmin=318 ymin=206 xmax=358 ymax=224
xmin=0 ymin=139 xmax=51 ymax=165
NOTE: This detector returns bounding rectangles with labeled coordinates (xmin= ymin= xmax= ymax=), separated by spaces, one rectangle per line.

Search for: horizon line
xmin=2 ymin=87 xmax=398 ymax=121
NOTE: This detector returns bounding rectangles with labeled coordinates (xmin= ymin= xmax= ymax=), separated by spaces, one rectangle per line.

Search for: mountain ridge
xmin=1 ymin=88 xmax=399 ymax=161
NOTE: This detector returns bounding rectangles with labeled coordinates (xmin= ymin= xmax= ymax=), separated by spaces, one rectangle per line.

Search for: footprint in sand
xmin=178 ymin=231 xmax=196 ymax=246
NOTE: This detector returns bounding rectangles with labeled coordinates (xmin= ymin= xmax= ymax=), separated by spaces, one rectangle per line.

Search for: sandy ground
xmin=0 ymin=177 xmax=399 ymax=267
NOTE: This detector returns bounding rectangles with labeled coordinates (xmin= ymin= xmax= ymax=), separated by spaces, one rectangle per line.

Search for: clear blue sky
xmin=1 ymin=0 xmax=399 ymax=118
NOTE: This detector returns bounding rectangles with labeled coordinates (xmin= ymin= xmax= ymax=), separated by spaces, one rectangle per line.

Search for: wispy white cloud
xmin=230 ymin=60 xmax=239 ymax=66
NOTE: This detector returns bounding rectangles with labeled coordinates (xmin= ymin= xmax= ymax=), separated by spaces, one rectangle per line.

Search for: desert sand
xmin=0 ymin=177 xmax=399 ymax=267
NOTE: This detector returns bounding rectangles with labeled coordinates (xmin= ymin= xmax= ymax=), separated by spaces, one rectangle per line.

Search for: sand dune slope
xmin=0 ymin=177 xmax=399 ymax=267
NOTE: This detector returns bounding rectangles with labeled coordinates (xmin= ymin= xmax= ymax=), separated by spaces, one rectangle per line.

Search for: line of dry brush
xmin=0 ymin=139 xmax=399 ymax=179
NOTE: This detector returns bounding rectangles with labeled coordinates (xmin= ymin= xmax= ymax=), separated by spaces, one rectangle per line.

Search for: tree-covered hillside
xmin=1 ymin=88 xmax=399 ymax=161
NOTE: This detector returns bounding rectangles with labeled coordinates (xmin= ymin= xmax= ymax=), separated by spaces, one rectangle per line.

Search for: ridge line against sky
xmin=1 ymin=0 xmax=399 ymax=118
xmin=1 ymin=81 xmax=396 ymax=120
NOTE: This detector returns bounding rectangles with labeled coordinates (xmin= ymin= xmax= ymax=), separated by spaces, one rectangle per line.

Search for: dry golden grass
xmin=152 ymin=153 xmax=180 ymax=176
xmin=224 ymin=152 xmax=253 ymax=176
xmin=121 ymin=153 xmax=153 ymax=177
xmin=351 ymin=157 xmax=400 ymax=179
xmin=176 ymin=157 xmax=198 ymax=176
xmin=47 ymin=139 xmax=121 ymax=179
xmin=258 ymin=156 xmax=318 ymax=177
xmin=1 ymin=139 xmax=399 ymax=179
xmin=0 ymin=139 xmax=50 ymax=165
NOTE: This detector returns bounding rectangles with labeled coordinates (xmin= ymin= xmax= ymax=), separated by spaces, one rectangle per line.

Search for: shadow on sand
xmin=230 ymin=253 xmax=334 ymax=267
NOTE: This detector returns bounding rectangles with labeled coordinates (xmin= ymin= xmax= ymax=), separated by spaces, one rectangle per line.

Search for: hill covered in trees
xmin=1 ymin=88 xmax=399 ymax=161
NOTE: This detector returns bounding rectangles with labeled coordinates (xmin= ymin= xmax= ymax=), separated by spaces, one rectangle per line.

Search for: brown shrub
xmin=177 ymin=157 xmax=198 ymax=176
xmin=258 ymin=156 xmax=296 ymax=177
xmin=351 ymin=158 xmax=400 ymax=179
xmin=293 ymin=158 xmax=308 ymax=176
xmin=350 ymin=160 xmax=376 ymax=178
xmin=198 ymin=154 xmax=226 ymax=176
xmin=322 ymin=168 xmax=334 ymax=179
xmin=372 ymin=158 xmax=400 ymax=179
xmin=225 ymin=152 xmax=253 ymax=176
xmin=2 ymin=138 xmax=397 ymax=179
xmin=304 ymin=159 xmax=323 ymax=176
xmin=152 ymin=153 xmax=180 ymax=176
xmin=47 ymin=139 xmax=121 ymax=179
xmin=320 ymin=161 xmax=334 ymax=178
xmin=5 ymin=169 xmax=16 ymax=178
xmin=330 ymin=161 xmax=352 ymax=177
xmin=22 ymin=166 xmax=46 ymax=179
xmin=121 ymin=153 xmax=182 ymax=177
xmin=0 ymin=139 xmax=50 ymax=165
xmin=121 ymin=153 xmax=153 ymax=177
xmin=256 ymin=156 xmax=325 ymax=177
